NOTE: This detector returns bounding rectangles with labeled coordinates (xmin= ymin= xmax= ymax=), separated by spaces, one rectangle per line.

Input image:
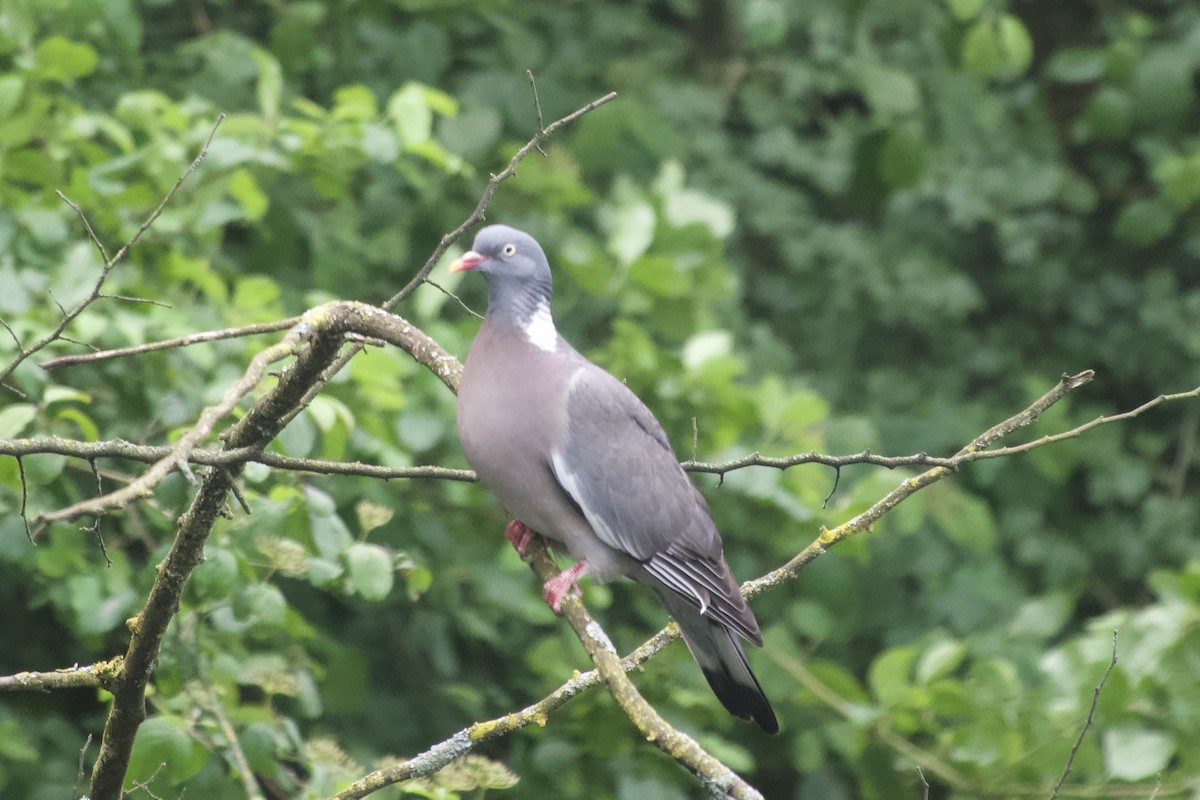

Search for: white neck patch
xmin=523 ymin=300 xmax=558 ymax=352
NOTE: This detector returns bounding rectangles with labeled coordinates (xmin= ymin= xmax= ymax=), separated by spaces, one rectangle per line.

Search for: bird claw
xmin=542 ymin=562 xmax=588 ymax=613
xmin=504 ymin=519 xmax=535 ymax=556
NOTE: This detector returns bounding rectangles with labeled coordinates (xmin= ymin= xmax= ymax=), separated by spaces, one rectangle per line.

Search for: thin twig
xmin=1050 ymin=631 xmax=1119 ymax=800
xmin=75 ymin=734 xmax=94 ymax=800
xmin=16 ymin=456 xmax=32 ymax=542
xmin=97 ymin=294 xmax=174 ymax=309
xmin=423 ymin=278 xmax=483 ymax=320
xmin=0 ymin=436 xmax=476 ymax=482
xmin=84 ymin=457 xmax=113 ymax=566
xmin=0 ymin=115 xmax=225 ymax=387
xmin=190 ymin=679 xmax=265 ymax=800
xmin=110 ymin=115 xmax=226 ymax=267
xmin=35 ymin=327 xmax=308 ymax=527
xmin=526 ymin=69 xmax=547 ymax=155
xmin=318 ymin=362 xmax=1199 ymax=800
xmin=56 ymin=190 xmax=110 ymax=264
xmin=382 ymin=90 xmax=617 ymax=309
xmin=42 ymin=317 xmax=298 ymax=370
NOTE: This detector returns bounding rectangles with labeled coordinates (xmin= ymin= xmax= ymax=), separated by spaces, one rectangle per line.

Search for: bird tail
xmin=651 ymin=585 xmax=779 ymax=734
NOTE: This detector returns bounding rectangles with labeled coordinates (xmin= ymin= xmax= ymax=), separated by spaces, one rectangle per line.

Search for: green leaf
xmin=962 ymin=15 xmax=1033 ymax=80
xmin=1113 ymin=198 xmax=1176 ymax=246
xmin=869 ymin=646 xmax=915 ymax=705
xmin=307 ymin=492 xmax=353 ymax=558
xmin=1152 ymin=151 xmax=1200 ymax=209
xmin=916 ymin=640 xmax=966 ymax=684
xmin=0 ymin=404 xmax=36 ymax=437
xmin=55 ymin=407 xmax=99 ymax=440
xmin=355 ymin=500 xmax=394 ymax=535
xmin=345 ymin=542 xmax=394 ymax=601
xmin=234 ymin=582 xmax=287 ymax=630
xmin=34 ymin=36 xmax=98 ymax=81
xmin=388 ymin=82 xmax=433 ymax=147
xmin=0 ymin=75 xmax=24 ymax=120
xmin=1132 ymin=46 xmax=1196 ymax=127
xmin=227 ymin=169 xmax=269 ymax=221
xmin=946 ymin=0 xmax=983 ymax=21
xmin=682 ymin=330 xmax=732 ymax=371
xmin=1078 ymin=87 xmax=1132 ymax=142
xmin=1009 ymin=592 xmax=1073 ymax=638
xmin=603 ymin=177 xmax=656 ymax=265
xmin=192 ymin=547 xmax=239 ymax=600
xmin=125 ymin=717 xmax=208 ymax=788
xmin=880 ymin=127 xmax=927 ymax=188
xmin=231 ymin=274 xmax=281 ymax=311
xmin=654 ymin=161 xmax=735 ymax=238
xmin=252 ymin=47 xmax=283 ymax=120
xmin=332 ymin=84 xmax=378 ymax=121
xmin=1103 ymin=728 xmax=1175 ymax=780
xmin=862 ymin=66 xmax=921 ymax=118
xmin=926 ymin=483 xmax=998 ymax=550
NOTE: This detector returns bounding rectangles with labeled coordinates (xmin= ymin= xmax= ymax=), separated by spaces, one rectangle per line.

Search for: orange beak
xmin=449 ymin=250 xmax=485 ymax=273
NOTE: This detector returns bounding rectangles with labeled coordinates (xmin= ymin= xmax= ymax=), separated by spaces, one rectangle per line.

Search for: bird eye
xmin=501 ymin=243 xmax=517 ymax=257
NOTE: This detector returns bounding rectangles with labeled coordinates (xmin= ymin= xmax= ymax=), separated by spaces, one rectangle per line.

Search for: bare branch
xmin=56 ymin=189 xmax=111 ymax=264
xmin=87 ymin=319 xmax=345 ymax=800
xmin=526 ymin=69 xmax=547 ymax=155
xmin=521 ymin=536 xmax=763 ymax=799
xmin=74 ymin=735 xmax=93 ymax=800
xmin=0 ymin=435 xmax=475 ymax=481
xmin=96 ymin=294 xmax=174 ymax=309
xmin=42 ymin=317 xmax=299 ymax=371
xmin=744 ymin=371 xmax=1098 ymax=595
xmin=316 ymin=365 xmax=1200 ymax=799
xmin=109 ymin=114 xmax=227 ymax=266
xmin=0 ymin=115 xmax=225 ymax=388
xmin=16 ymin=455 xmax=32 ymax=542
xmin=35 ymin=328 xmax=308 ymax=527
xmin=1051 ymin=631 xmax=1119 ymax=800
xmin=383 ymin=90 xmax=617 ymax=309
xmin=190 ymin=680 xmax=265 ymax=800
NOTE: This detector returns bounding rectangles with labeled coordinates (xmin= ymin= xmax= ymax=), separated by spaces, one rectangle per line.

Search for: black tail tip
xmin=744 ymin=702 xmax=780 ymax=735
xmin=703 ymin=666 xmax=780 ymax=734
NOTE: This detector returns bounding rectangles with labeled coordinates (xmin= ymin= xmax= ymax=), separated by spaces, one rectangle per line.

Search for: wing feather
xmin=548 ymin=366 xmax=760 ymax=644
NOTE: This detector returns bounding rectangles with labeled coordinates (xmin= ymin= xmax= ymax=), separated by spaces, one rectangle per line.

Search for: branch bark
xmin=69 ymin=88 xmax=619 ymax=799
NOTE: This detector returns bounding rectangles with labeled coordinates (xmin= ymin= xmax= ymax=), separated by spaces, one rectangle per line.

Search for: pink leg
xmin=542 ymin=562 xmax=588 ymax=613
xmin=505 ymin=519 xmax=535 ymax=556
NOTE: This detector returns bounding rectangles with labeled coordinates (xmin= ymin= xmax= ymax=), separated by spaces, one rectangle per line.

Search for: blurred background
xmin=1 ymin=0 xmax=1199 ymax=798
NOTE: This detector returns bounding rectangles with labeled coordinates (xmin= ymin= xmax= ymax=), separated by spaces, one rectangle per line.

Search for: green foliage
xmin=2 ymin=0 xmax=1199 ymax=798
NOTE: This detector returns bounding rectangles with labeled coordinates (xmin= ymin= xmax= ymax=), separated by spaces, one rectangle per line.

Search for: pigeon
xmin=451 ymin=224 xmax=777 ymax=733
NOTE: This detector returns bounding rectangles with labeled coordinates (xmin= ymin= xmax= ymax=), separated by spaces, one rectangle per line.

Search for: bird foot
xmin=543 ymin=562 xmax=588 ymax=613
xmin=504 ymin=519 xmax=535 ymax=556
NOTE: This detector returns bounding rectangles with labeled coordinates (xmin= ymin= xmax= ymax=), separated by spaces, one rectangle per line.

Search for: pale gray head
xmin=450 ymin=225 xmax=553 ymax=325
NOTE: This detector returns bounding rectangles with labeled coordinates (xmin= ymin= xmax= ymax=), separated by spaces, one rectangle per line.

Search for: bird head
xmin=450 ymin=225 xmax=552 ymax=288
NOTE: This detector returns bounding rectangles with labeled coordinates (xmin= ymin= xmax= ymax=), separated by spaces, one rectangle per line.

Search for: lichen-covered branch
xmin=87 ymin=325 xmax=345 ymax=800
xmin=521 ymin=537 xmax=763 ymax=800
xmin=0 ymin=658 xmax=123 ymax=693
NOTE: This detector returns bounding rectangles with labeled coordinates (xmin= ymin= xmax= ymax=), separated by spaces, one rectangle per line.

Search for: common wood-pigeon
xmin=452 ymin=224 xmax=777 ymax=733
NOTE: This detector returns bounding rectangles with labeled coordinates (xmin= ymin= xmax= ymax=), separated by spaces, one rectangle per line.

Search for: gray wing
xmin=549 ymin=365 xmax=760 ymax=643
